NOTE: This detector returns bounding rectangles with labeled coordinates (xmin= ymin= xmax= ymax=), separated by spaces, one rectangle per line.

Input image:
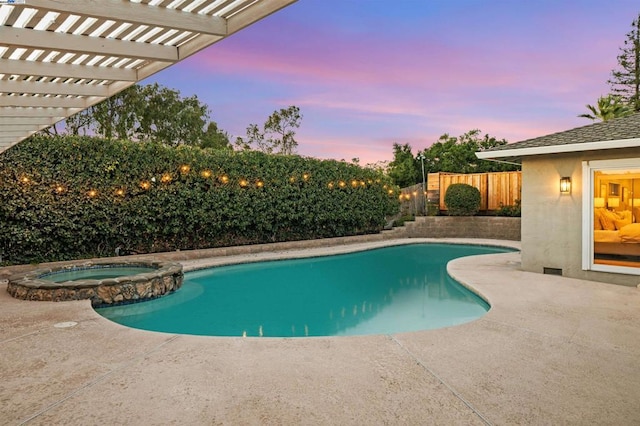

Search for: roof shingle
xmin=483 ymin=112 xmax=640 ymax=153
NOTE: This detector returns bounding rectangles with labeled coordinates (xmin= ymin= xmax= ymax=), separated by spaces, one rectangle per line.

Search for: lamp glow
xmin=608 ymin=198 xmax=620 ymax=208
xmin=560 ymin=177 xmax=571 ymax=194
xmin=593 ymin=197 xmax=605 ymax=208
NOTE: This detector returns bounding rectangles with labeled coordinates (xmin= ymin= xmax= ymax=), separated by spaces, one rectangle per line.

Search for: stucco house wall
xmin=521 ymin=147 xmax=640 ymax=286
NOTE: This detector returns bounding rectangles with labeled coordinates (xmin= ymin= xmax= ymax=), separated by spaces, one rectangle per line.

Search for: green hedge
xmin=0 ymin=136 xmax=399 ymax=264
xmin=444 ymin=183 xmax=481 ymax=216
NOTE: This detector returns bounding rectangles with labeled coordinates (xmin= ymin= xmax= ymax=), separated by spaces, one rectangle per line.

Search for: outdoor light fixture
xmin=560 ymin=177 xmax=571 ymax=194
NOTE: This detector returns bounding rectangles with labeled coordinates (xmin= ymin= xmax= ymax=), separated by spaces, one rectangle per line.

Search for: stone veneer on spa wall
xmin=7 ymin=260 xmax=183 ymax=306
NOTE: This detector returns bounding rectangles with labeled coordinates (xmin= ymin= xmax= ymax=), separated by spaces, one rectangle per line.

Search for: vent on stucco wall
xmin=543 ymin=267 xmax=563 ymax=276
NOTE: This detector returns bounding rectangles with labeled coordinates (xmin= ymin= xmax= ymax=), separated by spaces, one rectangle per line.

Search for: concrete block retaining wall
xmin=396 ymin=216 xmax=521 ymax=241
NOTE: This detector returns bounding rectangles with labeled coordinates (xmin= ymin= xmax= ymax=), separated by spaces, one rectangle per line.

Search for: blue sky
xmin=146 ymin=0 xmax=640 ymax=165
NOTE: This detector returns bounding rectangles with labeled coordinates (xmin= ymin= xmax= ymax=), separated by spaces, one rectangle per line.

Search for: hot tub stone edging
xmin=7 ymin=260 xmax=183 ymax=306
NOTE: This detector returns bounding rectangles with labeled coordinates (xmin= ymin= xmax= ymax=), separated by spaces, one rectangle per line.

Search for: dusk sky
xmin=146 ymin=0 xmax=639 ymax=165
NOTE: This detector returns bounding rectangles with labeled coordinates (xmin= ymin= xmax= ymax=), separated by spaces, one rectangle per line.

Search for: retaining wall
xmin=398 ymin=216 xmax=521 ymax=241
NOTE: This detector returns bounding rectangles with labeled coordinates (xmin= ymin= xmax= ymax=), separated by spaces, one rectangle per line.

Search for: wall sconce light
xmin=560 ymin=177 xmax=571 ymax=194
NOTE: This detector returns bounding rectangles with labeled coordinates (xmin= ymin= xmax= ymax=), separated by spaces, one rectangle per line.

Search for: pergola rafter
xmin=0 ymin=0 xmax=297 ymax=152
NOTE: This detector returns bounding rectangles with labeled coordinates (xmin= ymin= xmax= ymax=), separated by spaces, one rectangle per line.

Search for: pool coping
xmin=6 ymin=259 xmax=184 ymax=306
xmin=2 ymin=237 xmax=640 ymax=425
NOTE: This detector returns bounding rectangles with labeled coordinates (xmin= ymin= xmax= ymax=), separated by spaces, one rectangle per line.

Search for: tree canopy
xmin=386 ymin=130 xmax=519 ymax=187
xmin=388 ymin=143 xmax=419 ymax=188
xmin=608 ymin=13 xmax=640 ymax=112
xmin=42 ymin=83 xmax=231 ymax=149
xmin=578 ymin=94 xmax=632 ymax=122
xmin=237 ymin=106 xmax=303 ymax=155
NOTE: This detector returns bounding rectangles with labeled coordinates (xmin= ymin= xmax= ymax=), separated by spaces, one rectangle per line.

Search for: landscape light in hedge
xmin=0 ymin=136 xmax=400 ymax=264
xmin=180 ymin=165 xmax=190 ymax=174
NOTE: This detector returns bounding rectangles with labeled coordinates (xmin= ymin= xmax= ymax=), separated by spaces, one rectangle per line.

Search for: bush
xmin=392 ymin=215 xmax=415 ymax=227
xmin=0 ymin=136 xmax=400 ymax=264
xmin=444 ymin=183 xmax=480 ymax=216
xmin=496 ymin=199 xmax=521 ymax=217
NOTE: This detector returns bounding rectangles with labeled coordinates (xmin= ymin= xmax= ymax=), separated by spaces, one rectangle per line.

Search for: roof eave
xmin=475 ymin=137 xmax=640 ymax=161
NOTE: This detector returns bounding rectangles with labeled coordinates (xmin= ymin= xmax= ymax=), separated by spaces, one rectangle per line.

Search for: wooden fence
xmin=401 ymin=171 xmax=521 ymax=215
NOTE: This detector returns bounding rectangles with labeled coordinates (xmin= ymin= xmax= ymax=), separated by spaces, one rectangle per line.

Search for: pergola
xmin=0 ymin=0 xmax=297 ymax=153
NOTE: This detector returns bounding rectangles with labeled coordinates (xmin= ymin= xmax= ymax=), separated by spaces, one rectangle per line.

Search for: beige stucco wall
xmin=521 ymin=147 xmax=640 ymax=286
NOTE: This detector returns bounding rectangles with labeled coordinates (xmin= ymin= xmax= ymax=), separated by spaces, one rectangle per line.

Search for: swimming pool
xmin=41 ymin=266 xmax=157 ymax=282
xmin=96 ymin=244 xmax=513 ymax=337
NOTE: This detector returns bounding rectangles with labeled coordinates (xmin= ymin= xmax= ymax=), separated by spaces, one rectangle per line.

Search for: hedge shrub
xmin=0 ymin=136 xmax=399 ymax=264
xmin=444 ymin=183 xmax=481 ymax=216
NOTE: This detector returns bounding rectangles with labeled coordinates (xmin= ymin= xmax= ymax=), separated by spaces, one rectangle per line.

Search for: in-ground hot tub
xmin=7 ymin=260 xmax=183 ymax=307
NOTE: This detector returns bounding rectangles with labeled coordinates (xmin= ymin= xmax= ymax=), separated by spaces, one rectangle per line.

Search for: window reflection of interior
xmin=593 ymin=169 xmax=640 ymax=268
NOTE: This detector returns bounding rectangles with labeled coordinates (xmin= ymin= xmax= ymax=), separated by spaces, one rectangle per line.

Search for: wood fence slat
xmin=401 ymin=171 xmax=521 ymax=214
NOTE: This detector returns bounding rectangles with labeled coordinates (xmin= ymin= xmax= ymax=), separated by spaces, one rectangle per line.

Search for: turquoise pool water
xmin=42 ymin=266 xmax=157 ymax=282
xmin=96 ymin=244 xmax=512 ymax=337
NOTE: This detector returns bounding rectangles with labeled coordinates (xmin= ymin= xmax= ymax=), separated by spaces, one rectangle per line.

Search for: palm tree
xmin=578 ymin=94 xmax=633 ymax=121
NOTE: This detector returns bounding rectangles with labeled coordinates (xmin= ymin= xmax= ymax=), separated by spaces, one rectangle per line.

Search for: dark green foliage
xmin=495 ymin=199 xmax=521 ymax=217
xmin=43 ymin=83 xmax=222 ymax=149
xmin=392 ymin=215 xmax=415 ymax=227
xmin=578 ymin=95 xmax=632 ymax=122
xmin=444 ymin=184 xmax=481 ymax=216
xmin=388 ymin=143 xmax=419 ymax=187
xmin=421 ymin=130 xmax=520 ymax=174
xmin=0 ymin=136 xmax=399 ymax=264
xmin=387 ymin=130 xmax=520 ymax=188
xmin=608 ymin=14 xmax=640 ymax=112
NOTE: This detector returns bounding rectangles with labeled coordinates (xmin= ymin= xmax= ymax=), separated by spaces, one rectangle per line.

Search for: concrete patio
xmin=1 ymin=238 xmax=639 ymax=425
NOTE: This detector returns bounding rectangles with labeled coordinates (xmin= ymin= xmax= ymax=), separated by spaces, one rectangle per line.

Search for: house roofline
xmin=476 ymin=137 xmax=640 ymax=160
